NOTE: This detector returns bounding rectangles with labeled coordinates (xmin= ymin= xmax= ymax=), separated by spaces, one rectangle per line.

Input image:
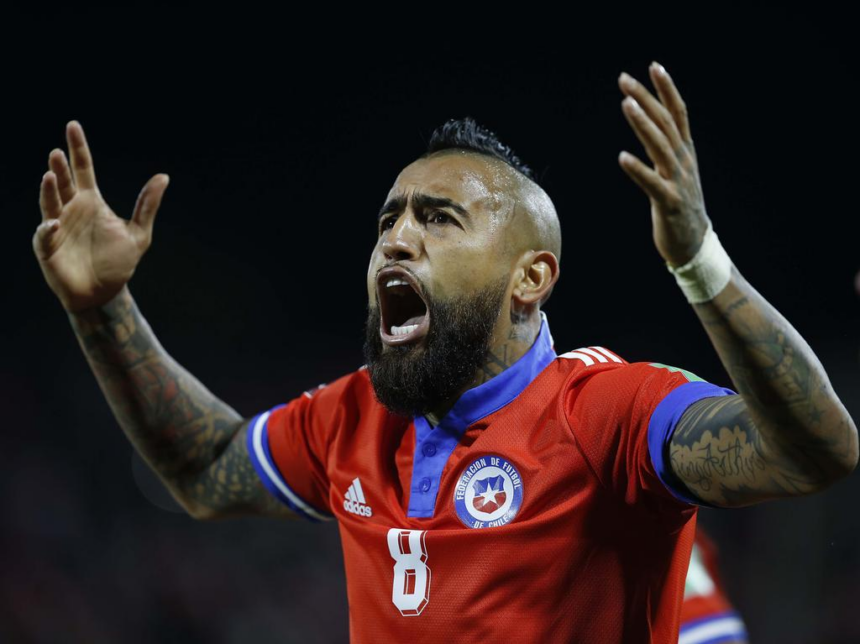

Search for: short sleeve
xmin=564 ymin=361 xmax=737 ymax=510
xmin=246 ymin=375 xmax=354 ymax=522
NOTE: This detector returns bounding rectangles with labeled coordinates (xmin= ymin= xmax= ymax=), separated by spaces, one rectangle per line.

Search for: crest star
xmin=479 ymin=479 xmax=501 ymax=507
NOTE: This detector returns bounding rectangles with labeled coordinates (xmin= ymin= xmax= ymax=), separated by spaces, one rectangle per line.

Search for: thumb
xmin=32 ymin=219 xmax=62 ymax=259
xmin=130 ymin=174 xmax=170 ymax=246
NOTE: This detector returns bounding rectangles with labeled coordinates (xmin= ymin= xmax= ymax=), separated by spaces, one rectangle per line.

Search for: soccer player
xmin=33 ymin=62 xmax=857 ymax=642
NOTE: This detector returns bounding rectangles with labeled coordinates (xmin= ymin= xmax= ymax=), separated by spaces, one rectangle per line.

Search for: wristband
xmin=666 ymin=220 xmax=732 ymax=304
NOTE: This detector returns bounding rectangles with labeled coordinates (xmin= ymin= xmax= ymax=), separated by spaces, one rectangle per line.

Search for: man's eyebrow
xmin=377 ymin=191 xmax=471 ymax=221
xmin=377 ymin=194 xmax=407 ymax=221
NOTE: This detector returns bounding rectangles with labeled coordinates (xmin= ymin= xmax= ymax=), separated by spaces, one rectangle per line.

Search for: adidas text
xmin=344 ymin=499 xmax=373 ymax=517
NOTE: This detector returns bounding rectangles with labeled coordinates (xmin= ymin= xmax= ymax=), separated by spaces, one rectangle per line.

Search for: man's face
xmin=363 ymin=152 xmax=517 ymax=417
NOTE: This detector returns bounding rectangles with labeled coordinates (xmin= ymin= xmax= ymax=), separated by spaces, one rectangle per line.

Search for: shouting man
xmin=33 ymin=62 xmax=857 ymax=642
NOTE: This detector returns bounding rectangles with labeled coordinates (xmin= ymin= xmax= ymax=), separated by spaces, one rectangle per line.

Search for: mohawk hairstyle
xmin=422 ymin=117 xmax=537 ymax=184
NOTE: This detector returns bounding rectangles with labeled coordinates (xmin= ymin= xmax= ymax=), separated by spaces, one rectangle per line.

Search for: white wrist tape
xmin=666 ymin=220 xmax=732 ymax=304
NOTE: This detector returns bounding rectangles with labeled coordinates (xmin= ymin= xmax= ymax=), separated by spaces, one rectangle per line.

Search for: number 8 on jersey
xmin=387 ymin=529 xmax=431 ymax=616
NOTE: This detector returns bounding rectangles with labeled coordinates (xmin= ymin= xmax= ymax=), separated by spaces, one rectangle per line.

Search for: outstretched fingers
xmin=618 ymin=151 xmax=672 ymax=204
xmin=49 ymin=148 xmax=76 ymax=203
xmin=34 ymin=174 xmax=62 ymax=257
xmin=621 ymin=96 xmax=676 ymax=180
xmin=39 ymin=171 xmax=63 ymax=222
xmin=648 ymin=62 xmax=692 ymax=143
xmin=618 ymin=71 xmax=684 ymax=152
xmin=66 ymin=120 xmax=98 ymax=191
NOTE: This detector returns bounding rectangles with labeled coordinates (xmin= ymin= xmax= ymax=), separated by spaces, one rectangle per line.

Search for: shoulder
xmin=271 ymin=365 xmax=382 ymax=427
xmin=296 ymin=365 xmax=376 ymax=403
xmin=554 ymin=344 xmax=684 ymax=395
xmin=293 ymin=365 xmax=400 ymax=430
xmin=556 ymin=347 xmax=726 ymax=429
xmin=556 ymin=345 xmax=710 ymax=393
xmin=302 ymin=365 xmax=365 ymax=395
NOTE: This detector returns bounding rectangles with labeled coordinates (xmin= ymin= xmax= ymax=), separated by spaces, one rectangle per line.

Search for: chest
xmin=323 ymin=393 xmax=603 ymax=532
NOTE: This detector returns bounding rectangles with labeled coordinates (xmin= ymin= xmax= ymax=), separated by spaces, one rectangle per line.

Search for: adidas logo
xmin=344 ymin=477 xmax=373 ymax=517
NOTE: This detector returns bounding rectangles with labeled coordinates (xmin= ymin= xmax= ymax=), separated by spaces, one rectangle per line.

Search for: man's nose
xmin=381 ymin=212 xmax=422 ymax=262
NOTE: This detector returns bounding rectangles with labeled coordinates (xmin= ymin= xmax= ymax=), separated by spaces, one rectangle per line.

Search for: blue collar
xmin=407 ymin=311 xmax=557 ymax=518
xmin=415 ymin=310 xmax=557 ymax=434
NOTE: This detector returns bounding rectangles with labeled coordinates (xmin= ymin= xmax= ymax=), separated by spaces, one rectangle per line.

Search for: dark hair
xmin=422 ymin=117 xmax=537 ymax=184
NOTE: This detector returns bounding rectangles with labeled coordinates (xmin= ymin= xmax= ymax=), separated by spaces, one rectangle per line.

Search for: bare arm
xmin=69 ymin=285 xmax=294 ymax=519
xmin=34 ymin=121 xmax=294 ymax=520
xmin=669 ymin=266 xmax=857 ymax=506
xmin=615 ymin=64 xmax=858 ymax=507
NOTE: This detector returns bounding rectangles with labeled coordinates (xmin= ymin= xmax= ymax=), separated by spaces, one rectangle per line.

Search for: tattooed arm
xmin=668 ymin=265 xmax=858 ymax=507
xmin=69 ymin=285 xmax=296 ymax=520
xmin=33 ymin=121 xmax=294 ymax=520
xmin=614 ymin=64 xmax=857 ymax=507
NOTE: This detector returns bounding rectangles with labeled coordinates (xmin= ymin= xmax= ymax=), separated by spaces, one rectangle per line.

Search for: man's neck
xmin=424 ymin=312 xmax=542 ymax=427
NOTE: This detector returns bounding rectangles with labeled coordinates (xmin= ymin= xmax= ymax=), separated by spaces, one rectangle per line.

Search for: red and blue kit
xmin=247 ymin=313 xmax=737 ymax=643
xmin=680 ymin=530 xmax=749 ymax=644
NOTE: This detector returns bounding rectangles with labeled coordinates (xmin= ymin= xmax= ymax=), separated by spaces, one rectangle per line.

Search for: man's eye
xmin=380 ymin=215 xmax=397 ymax=232
xmin=428 ymin=210 xmax=451 ymax=225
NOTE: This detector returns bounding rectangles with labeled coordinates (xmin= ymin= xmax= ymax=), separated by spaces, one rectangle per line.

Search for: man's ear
xmin=511 ymin=250 xmax=560 ymax=309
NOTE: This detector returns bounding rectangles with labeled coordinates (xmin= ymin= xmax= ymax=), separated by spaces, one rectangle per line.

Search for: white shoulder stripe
xmin=558 ymin=351 xmax=595 ymax=366
xmin=576 ymin=347 xmax=609 ymax=363
xmin=559 ymin=346 xmax=625 ymax=367
xmin=251 ymin=412 xmax=333 ymax=522
xmin=679 ymin=616 xmax=747 ymax=644
xmin=592 ymin=346 xmax=623 ymax=363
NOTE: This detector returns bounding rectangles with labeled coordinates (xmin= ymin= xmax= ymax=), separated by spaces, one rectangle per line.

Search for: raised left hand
xmin=617 ymin=62 xmax=711 ymax=268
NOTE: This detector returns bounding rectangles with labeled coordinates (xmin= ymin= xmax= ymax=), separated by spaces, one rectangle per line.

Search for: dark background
xmin=2 ymin=8 xmax=858 ymax=643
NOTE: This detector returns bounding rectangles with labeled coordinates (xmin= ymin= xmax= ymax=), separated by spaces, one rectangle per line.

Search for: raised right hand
xmin=33 ymin=121 xmax=170 ymax=313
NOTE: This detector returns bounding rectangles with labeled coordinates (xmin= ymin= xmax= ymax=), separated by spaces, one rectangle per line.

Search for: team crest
xmin=453 ymin=455 xmax=523 ymax=529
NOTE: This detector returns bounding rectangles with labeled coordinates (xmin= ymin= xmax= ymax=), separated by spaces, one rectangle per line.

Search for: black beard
xmin=362 ymin=275 xmax=509 ymax=418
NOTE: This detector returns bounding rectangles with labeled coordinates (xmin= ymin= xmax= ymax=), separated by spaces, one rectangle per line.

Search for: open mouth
xmin=377 ymin=266 xmax=430 ymax=346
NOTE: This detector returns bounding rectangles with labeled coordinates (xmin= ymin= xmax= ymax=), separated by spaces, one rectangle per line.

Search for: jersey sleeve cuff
xmin=647 ymin=381 xmax=738 ymax=508
xmin=246 ymin=407 xmax=334 ymax=522
xmin=679 ymin=611 xmax=749 ymax=644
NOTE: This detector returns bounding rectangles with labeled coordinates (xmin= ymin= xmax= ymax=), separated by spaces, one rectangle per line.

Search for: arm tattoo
xmin=670 ymin=395 xmax=832 ymax=506
xmin=672 ymin=265 xmax=858 ymax=505
xmin=69 ymin=286 xmax=292 ymax=520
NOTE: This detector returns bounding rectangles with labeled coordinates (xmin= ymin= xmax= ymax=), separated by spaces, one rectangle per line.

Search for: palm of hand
xmin=38 ymin=191 xmax=142 ymax=305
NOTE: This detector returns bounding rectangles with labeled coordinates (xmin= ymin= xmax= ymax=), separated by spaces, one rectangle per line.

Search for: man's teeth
xmin=386 ymin=278 xmax=408 ymax=288
xmin=391 ymin=324 xmax=419 ymax=336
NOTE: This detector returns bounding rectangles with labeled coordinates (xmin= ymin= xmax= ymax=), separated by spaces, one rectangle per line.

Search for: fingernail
xmin=619 ymin=72 xmax=635 ymax=89
xmin=651 ymin=61 xmax=667 ymax=76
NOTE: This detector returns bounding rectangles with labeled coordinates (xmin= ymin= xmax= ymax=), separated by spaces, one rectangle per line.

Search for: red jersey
xmin=679 ymin=530 xmax=749 ymax=643
xmin=247 ymin=313 xmax=737 ymax=643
